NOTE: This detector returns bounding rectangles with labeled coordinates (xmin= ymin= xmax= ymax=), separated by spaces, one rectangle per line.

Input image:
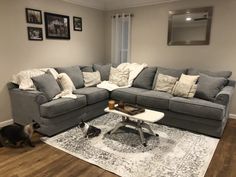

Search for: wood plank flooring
xmin=0 ymin=119 xmax=236 ymax=177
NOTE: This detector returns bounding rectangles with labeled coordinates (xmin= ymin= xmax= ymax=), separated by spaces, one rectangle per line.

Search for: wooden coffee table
xmin=104 ymin=106 xmax=164 ymax=146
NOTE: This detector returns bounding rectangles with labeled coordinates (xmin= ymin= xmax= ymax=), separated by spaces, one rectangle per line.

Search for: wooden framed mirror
xmin=167 ymin=7 xmax=213 ymax=45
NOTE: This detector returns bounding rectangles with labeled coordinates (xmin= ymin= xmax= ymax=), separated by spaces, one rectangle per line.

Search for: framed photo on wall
xmin=73 ymin=17 xmax=82 ymax=31
xmin=44 ymin=12 xmax=70 ymax=40
xmin=27 ymin=27 xmax=43 ymax=41
xmin=25 ymin=8 xmax=42 ymax=24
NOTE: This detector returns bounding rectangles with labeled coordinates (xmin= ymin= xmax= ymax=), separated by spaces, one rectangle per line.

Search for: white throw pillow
xmin=172 ymin=81 xmax=197 ymax=98
xmin=57 ymin=73 xmax=75 ymax=92
xmin=154 ymin=73 xmax=178 ymax=93
xmin=109 ymin=67 xmax=129 ymax=87
xmin=83 ymin=71 xmax=101 ymax=87
xmin=179 ymin=74 xmax=199 ymax=85
xmin=12 ymin=69 xmax=45 ymax=90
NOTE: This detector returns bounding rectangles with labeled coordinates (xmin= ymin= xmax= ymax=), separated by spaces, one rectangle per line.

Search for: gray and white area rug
xmin=42 ymin=113 xmax=219 ymax=177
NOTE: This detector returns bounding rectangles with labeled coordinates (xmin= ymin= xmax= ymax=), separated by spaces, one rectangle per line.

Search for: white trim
xmin=0 ymin=119 xmax=13 ymax=128
xmin=229 ymin=114 xmax=236 ymax=119
xmin=61 ymin=0 xmax=186 ymax=11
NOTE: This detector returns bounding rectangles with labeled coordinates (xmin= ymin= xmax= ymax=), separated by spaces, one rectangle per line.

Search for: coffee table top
xmin=104 ymin=106 xmax=164 ymax=123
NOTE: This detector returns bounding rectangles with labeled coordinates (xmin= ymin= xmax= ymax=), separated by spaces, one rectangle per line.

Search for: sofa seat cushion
xmin=110 ymin=87 xmax=148 ymax=104
xmin=73 ymin=87 xmax=109 ymax=105
xmin=137 ymin=91 xmax=173 ymax=110
xmin=169 ymin=97 xmax=225 ymax=121
xmin=40 ymin=95 xmax=87 ymax=118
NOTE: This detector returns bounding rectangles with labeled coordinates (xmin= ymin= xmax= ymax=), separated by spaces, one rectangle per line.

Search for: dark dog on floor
xmin=78 ymin=120 xmax=101 ymax=138
xmin=0 ymin=121 xmax=40 ymax=148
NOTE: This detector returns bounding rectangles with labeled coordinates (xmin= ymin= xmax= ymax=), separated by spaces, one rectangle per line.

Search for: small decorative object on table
xmin=108 ymin=100 xmax=116 ymax=110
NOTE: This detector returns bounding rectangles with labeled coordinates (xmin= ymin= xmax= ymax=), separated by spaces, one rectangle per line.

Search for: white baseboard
xmin=0 ymin=119 xmax=13 ymax=128
xmin=229 ymin=114 xmax=236 ymax=119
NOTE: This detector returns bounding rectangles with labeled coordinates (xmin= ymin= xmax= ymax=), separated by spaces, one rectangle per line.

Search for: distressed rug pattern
xmin=42 ymin=113 xmax=219 ymax=177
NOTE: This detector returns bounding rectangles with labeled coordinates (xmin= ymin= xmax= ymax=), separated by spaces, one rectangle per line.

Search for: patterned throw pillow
xmin=83 ymin=71 xmax=101 ymax=87
xmin=179 ymin=74 xmax=199 ymax=85
xmin=171 ymin=74 xmax=199 ymax=98
xmin=109 ymin=67 xmax=129 ymax=87
xmin=172 ymin=81 xmax=197 ymax=98
xmin=57 ymin=73 xmax=75 ymax=92
xmin=154 ymin=73 xmax=178 ymax=93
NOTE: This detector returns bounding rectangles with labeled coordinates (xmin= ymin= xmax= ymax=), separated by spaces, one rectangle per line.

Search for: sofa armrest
xmin=214 ymin=86 xmax=235 ymax=106
xmin=8 ymin=88 xmax=48 ymax=125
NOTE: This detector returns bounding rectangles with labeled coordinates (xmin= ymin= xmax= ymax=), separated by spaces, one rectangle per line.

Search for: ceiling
xmin=62 ymin=0 xmax=187 ymax=11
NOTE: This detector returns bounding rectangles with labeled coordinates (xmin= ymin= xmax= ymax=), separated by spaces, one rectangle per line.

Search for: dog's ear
xmin=32 ymin=121 xmax=40 ymax=129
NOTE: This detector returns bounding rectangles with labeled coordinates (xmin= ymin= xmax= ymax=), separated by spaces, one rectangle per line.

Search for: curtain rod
xmin=112 ymin=14 xmax=134 ymax=18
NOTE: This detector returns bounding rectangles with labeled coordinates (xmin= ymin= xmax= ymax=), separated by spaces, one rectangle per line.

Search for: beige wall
xmin=0 ymin=0 xmax=106 ymax=122
xmin=105 ymin=0 xmax=236 ymax=114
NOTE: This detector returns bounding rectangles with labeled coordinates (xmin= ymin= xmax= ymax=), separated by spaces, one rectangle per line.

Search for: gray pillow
xmin=79 ymin=65 xmax=94 ymax=72
xmin=32 ymin=73 xmax=61 ymax=100
xmin=133 ymin=67 xmax=157 ymax=90
xmin=93 ymin=64 xmax=111 ymax=81
xmin=195 ymin=73 xmax=227 ymax=101
xmin=56 ymin=66 xmax=84 ymax=89
xmin=188 ymin=68 xmax=232 ymax=79
xmin=152 ymin=67 xmax=187 ymax=89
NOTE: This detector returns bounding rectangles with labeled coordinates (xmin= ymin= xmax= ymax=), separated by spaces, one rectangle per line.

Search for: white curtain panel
xmin=111 ymin=13 xmax=132 ymax=66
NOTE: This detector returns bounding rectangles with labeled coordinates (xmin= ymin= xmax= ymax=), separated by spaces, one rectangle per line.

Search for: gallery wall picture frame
xmin=26 ymin=8 xmax=42 ymax=24
xmin=27 ymin=27 xmax=43 ymax=41
xmin=73 ymin=16 xmax=82 ymax=31
xmin=44 ymin=12 xmax=70 ymax=40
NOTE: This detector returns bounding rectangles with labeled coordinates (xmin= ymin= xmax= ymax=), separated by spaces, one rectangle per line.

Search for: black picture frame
xmin=73 ymin=16 xmax=82 ymax=31
xmin=26 ymin=8 xmax=42 ymax=24
xmin=27 ymin=27 xmax=43 ymax=41
xmin=44 ymin=12 xmax=70 ymax=40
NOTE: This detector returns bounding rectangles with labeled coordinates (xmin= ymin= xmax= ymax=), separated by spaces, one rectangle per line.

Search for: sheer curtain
xmin=111 ymin=13 xmax=132 ymax=66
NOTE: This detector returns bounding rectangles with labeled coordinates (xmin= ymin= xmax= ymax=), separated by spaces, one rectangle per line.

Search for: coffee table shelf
xmin=104 ymin=106 xmax=164 ymax=146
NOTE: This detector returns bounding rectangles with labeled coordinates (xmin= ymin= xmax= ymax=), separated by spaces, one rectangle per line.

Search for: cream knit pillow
xmin=154 ymin=73 xmax=178 ymax=93
xmin=109 ymin=67 xmax=129 ymax=87
xmin=172 ymin=81 xmax=197 ymax=98
xmin=57 ymin=73 xmax=75 ymax=92
xmin=179 ymin=74 xmax=199 ymax=85
xmin=83 ymin=71 xmax=101 ymax=87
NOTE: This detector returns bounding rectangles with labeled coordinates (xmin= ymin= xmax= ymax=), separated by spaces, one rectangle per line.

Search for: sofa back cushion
xmin=79 ymin=65 xmax=94 ymax=72
xmin=32 ymin=72 xmax=61 ymax=100
xmin=195 ymin=73 xmax=227 ymax=101
xmin=56 ymin=66 xmax=84 ymax=89
xmin=188 ymin=68 xmax=232 ymax=78
xmin=93 ymin=64 xmax=111 ymax=81
xmin=132 ymin=67 xmax=157 ymax=90
xmin=152 ymin=67 xmax=187 ymax=89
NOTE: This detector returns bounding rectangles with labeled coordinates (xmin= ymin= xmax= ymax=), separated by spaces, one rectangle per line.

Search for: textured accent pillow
xmin=32 ymin=73 xmax=61 ymax=100
xmin=57 ymin=73 xmax=75 ymax=92
xmin=154 ymin=74 xmax=178 ymax=93
xmin=132 ymin=67 xmax=157 ymax=90
xmin=195 ymin=73 xmax=227 ymax=101
xmin=179 ymin=74 xmax=199 ymax=85
xmin=93 ymin=64 xmax=111 ymax=81
xmin=109 ymin=67 xmax=129 ymax=87
xmin=12 ymin=69 xmax=45 ymax=90
xmin=152 ymin=67 xmax=187 ymax=89
xmin=172 ymin=81 xmax=197 ymax=98
xmin=56 ymin=66 xmax=84 ymax=89
xmin=83 ymin=71 xmax=101 ymax=87
xmin=188 ymin=68 xmax=232 ymax=79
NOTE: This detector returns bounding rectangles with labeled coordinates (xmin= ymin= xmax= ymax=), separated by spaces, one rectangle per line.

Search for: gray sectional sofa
xmin=8 ymin=65 xmax=235 ymax=138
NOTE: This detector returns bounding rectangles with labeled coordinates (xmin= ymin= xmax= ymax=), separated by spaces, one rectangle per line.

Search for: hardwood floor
xmin=0 ymin=119 xmax=236 ymax=177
